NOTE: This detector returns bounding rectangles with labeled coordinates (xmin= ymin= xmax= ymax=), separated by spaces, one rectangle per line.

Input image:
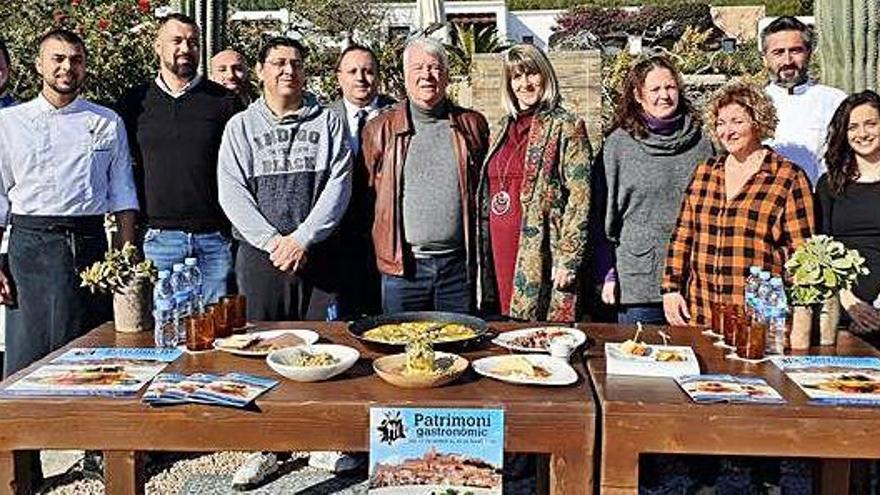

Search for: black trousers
xmin=235 ymin=242 xmax=327 ymax=321
xmin=4 ymin=215 xmax=110 ymax=377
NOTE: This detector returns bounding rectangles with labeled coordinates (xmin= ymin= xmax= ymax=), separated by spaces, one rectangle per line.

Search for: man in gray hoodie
xmin=217 ymin=36 xmax=351 ymax=321
xmin=217 ymin=36 xmax=354 ymax=489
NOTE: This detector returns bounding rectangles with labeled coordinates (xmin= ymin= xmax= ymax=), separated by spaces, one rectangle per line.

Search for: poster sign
xmin=369 ymin=407 xmax=504 ymax=494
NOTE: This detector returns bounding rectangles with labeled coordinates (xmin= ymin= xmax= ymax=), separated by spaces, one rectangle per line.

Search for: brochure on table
xmin=0 ymin=347 xmax=183 ymax=397
xmin=142 ymin=372 xmax=278 ymax=408
xmin=772 ymin=356 xmax=880 ymax=406
xmin=369 ymin=407 xmax=504 ymax=494
xmin=676 ymin=374 xmax=785 ymax=404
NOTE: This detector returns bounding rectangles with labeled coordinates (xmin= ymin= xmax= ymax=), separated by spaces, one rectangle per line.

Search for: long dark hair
xmin=608 ymin=54 xmax=695 ymax=138
xmin=824 ymin=90 xmax=880 ymax=196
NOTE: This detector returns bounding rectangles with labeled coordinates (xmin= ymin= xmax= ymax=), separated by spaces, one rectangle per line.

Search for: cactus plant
xmin=815 ymin=0 xmax=879 ymax=92
xmin=170 ymin=0 xmax=228 ymax=75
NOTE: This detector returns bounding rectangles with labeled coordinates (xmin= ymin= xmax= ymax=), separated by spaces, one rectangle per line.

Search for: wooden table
xmin=0 ymin=322 xmax=595 ymax=495
xmin=585 ymin=323 xmax=880 ymax=495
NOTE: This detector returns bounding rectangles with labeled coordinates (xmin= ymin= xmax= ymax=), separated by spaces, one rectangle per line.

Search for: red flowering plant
xmin=0 ymin=0 xmax=166 ymax=106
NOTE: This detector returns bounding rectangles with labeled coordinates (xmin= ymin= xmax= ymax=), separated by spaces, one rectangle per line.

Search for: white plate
xmin=267 ymin=344 xmax=360 ymax=382
xmin=214 ymin=329 xmax=319 ymax=357
xmin=492 ymin=326 xmax=586 ymax=353
xmin=472 ymin=354 xmax=578 ymax=386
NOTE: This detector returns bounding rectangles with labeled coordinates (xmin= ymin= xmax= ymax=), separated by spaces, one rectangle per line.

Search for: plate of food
xmin=266 ymin=344 xmax=360 ymax=382
xmin=349 ymin=312 xmax=490 ymax=351
xmin=492 ymin=326 xmax=586 ymax=353
xmin=214 ymin=329 xmax=319 ymax=357
xmin=472 ymin=354 xmax=578 ymax=386
xmin=373 ymin=352 xmax=469 ymax=389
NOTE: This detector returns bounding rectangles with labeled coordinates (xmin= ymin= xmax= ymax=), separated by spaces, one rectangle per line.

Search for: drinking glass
xmin=207 ymin=303 xmax=232 ymax=339
xmin=221 ymin=294 xmax=247 ymax=329
xmin=185 ymin=313 xmax=215 ymax=352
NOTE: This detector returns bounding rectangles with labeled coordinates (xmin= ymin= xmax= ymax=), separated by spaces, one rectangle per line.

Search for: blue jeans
xmin=382 ymin=253 xmax=470 ymax=314
xmin=617 ymin=303 xmax=666 ymax=325
xmin=143 ymin=229 xmax=233 ymax=305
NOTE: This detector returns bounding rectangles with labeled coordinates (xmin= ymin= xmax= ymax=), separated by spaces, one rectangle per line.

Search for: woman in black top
xmin=817 ymin=90 xmax=880 ymax=335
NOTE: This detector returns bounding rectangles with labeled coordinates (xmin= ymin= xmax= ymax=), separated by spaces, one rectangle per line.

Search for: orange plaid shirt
xmin=662 ymin=148 xmax=815 ymax=326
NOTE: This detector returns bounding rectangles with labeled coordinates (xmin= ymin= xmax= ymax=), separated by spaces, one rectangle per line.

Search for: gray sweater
xmin=402 ymin=101 xmax=462 ymax=255
xmin=217 ymin=94 xmax=352 ymax=251
xmin=603 ymin=114 xmax=713 ymax=304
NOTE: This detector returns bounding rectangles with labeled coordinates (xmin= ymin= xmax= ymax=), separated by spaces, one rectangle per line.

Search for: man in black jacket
xmin=116 ymin=13 xmax=244 ymax=305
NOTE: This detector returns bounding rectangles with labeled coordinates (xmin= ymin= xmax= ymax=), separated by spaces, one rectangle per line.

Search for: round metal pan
xmin=348 ymin=311 xmax=492 ymax=353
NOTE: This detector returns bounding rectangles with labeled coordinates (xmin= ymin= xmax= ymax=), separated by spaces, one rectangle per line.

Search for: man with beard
xmin=0 ymin=29 xmax=138 ymax=375
xmin=762 ymin=16 xmax=846 ymax=185
xmin=117 ymin=13 xmax=243 ymax=305
xmin=0 ymin=38 xmax=14 ymax=108
xmin=210 ymin=48 xmax=252 ymax=103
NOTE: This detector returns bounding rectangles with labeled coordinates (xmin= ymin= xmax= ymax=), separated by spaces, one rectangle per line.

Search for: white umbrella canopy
xmin=416 ymin=0 xmax=449 ymax=42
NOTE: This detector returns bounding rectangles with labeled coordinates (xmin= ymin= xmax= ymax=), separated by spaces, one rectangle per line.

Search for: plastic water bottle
xmin=153 ymin=270 xmax=178 ymax=348
xmin=183 ymin=257 xmax=204 ymax=312
xmin=744 ymin=266 xmax=763 ymax=317
xmin=766 ymin=277 xmax=788 ymax=354
xmin=170 ymin=263 xmax=192 ymax=342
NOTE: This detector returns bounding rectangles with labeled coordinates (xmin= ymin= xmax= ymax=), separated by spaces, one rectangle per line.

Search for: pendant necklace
xmin=491 ymin=135 xmax=527 ymax=216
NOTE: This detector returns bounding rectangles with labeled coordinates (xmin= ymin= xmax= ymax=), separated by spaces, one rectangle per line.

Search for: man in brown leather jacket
xmin=360 ymin=36 xmax=489 ymax=314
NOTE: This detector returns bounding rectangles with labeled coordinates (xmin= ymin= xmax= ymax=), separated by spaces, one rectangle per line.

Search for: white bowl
xmin=266 ymin=344 xmax=360 ymax=382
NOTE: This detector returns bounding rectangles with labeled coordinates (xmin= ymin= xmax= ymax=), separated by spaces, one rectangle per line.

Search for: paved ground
xmin=39 ymin=451 xmax=537 ymax=495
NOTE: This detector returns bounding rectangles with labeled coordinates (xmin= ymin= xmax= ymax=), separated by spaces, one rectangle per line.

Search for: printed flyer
xmin=0 ymin=347 xmax=177 ymax=397
xmin=772 ymin=356 xmax=880 ymax=405
xmin=676 ymin=374 xmax=785 ymax=404
xmin=369 ymin=407 xmax=504 ymax=495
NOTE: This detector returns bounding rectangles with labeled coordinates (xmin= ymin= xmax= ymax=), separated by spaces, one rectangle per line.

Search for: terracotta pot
xmin=818 ymin=295 xmax=841 ymax=346
xmin=790 ymin=305 xmax=813 ymax=350
xmin=113 ymin=279 xmax=153 ymax=333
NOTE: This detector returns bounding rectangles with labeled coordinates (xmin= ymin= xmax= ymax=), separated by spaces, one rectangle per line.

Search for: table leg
xmin=599 ymin=446 xmax=639 ymax=494
xmin=0 ymin=451 xmax=35 ymax=495
xmin=103 ymin=451 xmax=144 ymax=495
xmin=818 ymin=459 xmax=851 ymax=495
xmin=549 ymin=435 xmax=593 ymax=495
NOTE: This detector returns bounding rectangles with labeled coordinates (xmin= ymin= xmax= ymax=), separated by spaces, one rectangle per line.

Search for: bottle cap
xmin=158 ymin=270 xmax=170 ymax=279
xmin=184 ymin=257 xmax=197 ymax=266
xmin=770 ymin=277 xmax=783 ymax=286
xmin=749 ymin=266 xmax=762 ymax=275
xmin=172 ymin=263 xmax=184 ymax=272
xmin=759 ymin=271 xmax=771 ymax=280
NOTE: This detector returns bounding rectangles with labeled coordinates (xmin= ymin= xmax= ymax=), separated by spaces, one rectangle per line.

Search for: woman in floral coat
xmin=477 ymin=43 xmax=592 ymax=321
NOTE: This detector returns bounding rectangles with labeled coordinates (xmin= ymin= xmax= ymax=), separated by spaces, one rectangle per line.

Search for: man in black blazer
xmin=325 ymin=44 xmax=395 ymax=319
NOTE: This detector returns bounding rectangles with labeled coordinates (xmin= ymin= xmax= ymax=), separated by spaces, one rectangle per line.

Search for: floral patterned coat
xmin=477 ymin=105 xmax=592 ymax=321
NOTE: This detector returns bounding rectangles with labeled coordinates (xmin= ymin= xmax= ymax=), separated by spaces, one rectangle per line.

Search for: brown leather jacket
xmin=361 ymin=100 xmax=490 ymax=283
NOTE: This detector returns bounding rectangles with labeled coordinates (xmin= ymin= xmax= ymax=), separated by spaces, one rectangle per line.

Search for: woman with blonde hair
xmin=476 ymin=43 xmax=592 ymax=321
xmin=662 ymin=80 xmax=814 ymax=326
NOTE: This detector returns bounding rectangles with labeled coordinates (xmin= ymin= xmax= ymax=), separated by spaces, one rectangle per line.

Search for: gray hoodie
xmin=218 ymin=94 xmax=352 ymax=251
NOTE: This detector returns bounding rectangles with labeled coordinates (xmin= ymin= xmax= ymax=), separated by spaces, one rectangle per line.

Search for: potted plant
xmin=80 ymin=242 xmax=157 ymax=333
xmin=784 ymin=235 xmax=869 ymax=349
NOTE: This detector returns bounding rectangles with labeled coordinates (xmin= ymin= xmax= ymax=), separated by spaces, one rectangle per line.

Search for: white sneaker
xmin=308 ymin=451 xmax=363 ymax=473
xmin=231 ymin=452 xmax=279 ymax=491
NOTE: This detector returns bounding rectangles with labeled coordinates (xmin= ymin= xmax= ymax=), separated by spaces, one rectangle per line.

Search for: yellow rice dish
xmin=363 ymin=322 xmax=477 ymax=345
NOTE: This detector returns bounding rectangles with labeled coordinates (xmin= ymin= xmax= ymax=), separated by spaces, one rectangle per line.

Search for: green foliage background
xmin=0 ymin=0 xmax=166 ymax=106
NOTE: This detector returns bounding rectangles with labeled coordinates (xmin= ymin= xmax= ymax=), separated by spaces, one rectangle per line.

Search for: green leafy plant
xmin=80 ymin=242 xmax=157 ymax=294
xmin=785 ymin=235 xmax=869 ymax=306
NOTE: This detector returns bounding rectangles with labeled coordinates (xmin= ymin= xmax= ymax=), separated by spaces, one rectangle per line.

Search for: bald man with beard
xmin=210 ymin=48 xmax=252 ymax=103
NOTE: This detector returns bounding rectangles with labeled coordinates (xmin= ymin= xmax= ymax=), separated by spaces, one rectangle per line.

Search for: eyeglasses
xmin=265 ymin=59 xmax=304 ymax=71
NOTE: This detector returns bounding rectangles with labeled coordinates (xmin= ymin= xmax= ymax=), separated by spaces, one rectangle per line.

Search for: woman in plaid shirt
xmin=662 ymin=81 xmax=815 ymax=326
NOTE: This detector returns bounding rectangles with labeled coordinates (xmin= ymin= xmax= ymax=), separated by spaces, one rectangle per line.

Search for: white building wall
xmin=508 ymin=10 xmax=563 ymax=49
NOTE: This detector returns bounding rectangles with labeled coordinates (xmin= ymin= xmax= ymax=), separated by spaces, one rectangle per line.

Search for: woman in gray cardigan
xmin=598 ymin=55 xmax=713 ymax=324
